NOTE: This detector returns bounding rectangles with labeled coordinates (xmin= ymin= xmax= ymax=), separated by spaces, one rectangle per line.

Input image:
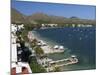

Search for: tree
xmin=21 ymin=47 xmax=32 ymax=62
xmin=54 ymin=66 xmax=61 ymax=72
xmin=29 ymin=61 xmax=46 ymax=73
xmin=35 ymin=47 xmax=44 ymax=56
xmin=32 ymin=39 xmax=37 ymax=44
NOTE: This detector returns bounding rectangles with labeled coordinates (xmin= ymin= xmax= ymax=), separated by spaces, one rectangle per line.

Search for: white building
xmin=42 ymin=24 xmax=58 ymax=27
xmin=72 ymin=24 xmax=75 ymax=27
xmin=12 ymin=43 xmax=17 ymax=63
xmin=11 ymin=23 xmax=32 ymax=74
xmin=18 ymin=24 xmax=24 ymax=30
xmin=77 ymin=24 xmax=93 ymax=27
xmin=11 ymin=24 xmax=17 ymax=34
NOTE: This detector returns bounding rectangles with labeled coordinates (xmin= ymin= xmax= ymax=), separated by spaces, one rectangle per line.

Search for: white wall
xmin=19 ymin=0 xmax=96 ymax=5
xmin=0 ymin=0 xmax=98 ymax=75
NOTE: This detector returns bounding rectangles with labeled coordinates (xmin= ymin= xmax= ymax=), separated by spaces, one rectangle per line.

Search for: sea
xmin=32 ymin=27 xmax=96 ymax=71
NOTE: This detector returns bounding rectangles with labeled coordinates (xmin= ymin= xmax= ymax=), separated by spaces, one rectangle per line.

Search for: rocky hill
xmin=11 ymin=8 xmax=96 ymax=25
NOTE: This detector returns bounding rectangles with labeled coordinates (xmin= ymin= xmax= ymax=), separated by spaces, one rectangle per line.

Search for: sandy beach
xmin=28 ymin=31 xmax=64 ymax=54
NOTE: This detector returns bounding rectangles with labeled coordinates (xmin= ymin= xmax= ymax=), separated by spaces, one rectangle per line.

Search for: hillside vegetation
xmin=11 ymin=8 xmax=96 ymax=26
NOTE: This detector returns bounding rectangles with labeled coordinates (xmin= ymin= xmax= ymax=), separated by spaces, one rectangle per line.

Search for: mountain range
xmin=11 ymin=8 xmax=96 ymax=25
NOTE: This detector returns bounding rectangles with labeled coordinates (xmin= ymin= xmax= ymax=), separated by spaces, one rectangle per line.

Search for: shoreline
xmin=25 ymin=27 xmax=95 ymax=70
xmin=27 ymin=29 xmax=81 ymax=72
xmin=28 ymin=31 xmax=65 ymax=54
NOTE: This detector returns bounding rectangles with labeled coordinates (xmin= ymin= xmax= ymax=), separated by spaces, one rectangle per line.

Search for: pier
xmin=49 ymin=56 xmax=78 ymax=67
xmin=44 ymin=56 xmax=78 ymax=72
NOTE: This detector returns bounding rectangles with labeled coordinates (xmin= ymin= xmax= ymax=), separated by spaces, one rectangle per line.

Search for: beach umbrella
xmin=71 ymin=55 xmax=76 ymax=58
xmin=37 ymin=42 xmax=42 ymax=46
xmin=54 ymin=45 xmax=59 ymax=49
xmin=42 ymin=42 xmax=47 ymax=46
xmin=59 ymin=46 xmax=64 ymax=50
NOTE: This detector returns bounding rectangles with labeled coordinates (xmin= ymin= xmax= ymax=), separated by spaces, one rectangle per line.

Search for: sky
xmin=11 ymin=0 xmax=96 ymax=20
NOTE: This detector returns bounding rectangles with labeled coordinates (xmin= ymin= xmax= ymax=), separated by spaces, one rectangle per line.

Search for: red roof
xmin=11 ymin=67 xmax=29 ymax=75
xmin=11 ymin=68 xmax=16 ymax=75
xmin=21 ymin=67 xmax=29 ymax=74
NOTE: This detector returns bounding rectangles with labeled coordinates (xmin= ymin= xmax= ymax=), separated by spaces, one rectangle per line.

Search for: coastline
xmin=28 ymin=31 xmax=64 ymax=54
xmin=27 ymin=28 xmax=95 ymax=71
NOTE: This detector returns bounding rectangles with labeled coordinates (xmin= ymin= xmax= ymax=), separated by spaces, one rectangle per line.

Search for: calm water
xmin=33 ymin=27 xmax=96 ymax=71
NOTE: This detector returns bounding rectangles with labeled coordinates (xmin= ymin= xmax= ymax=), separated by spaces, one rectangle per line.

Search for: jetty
xmin=49 ymin=55 xmax=78 ymax=67
xmin=40 ymin=55 xmax=79 ymax=72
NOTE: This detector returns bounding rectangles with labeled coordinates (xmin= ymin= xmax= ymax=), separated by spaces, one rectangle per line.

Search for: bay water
xmin=32 ymin=27 xmax=96 ymax=71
